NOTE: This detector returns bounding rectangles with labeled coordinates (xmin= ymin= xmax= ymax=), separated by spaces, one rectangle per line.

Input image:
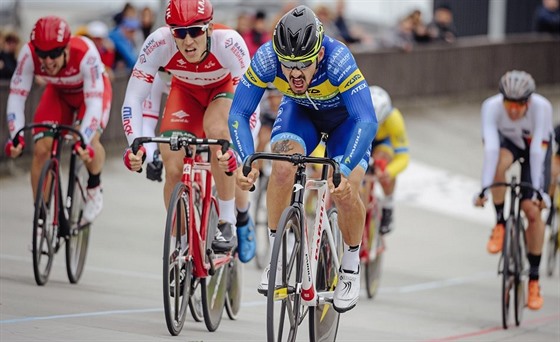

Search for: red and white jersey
xmin=6 ymin=36 xmax=106 ymax=144
xmin=480 ymin=93 xmax=554 ymax=190
xmin=122 ymin=24 xmax=251 ymax=145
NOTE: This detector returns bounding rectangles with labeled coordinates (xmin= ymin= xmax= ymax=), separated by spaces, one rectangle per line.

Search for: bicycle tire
xmin=32 ymin=160 xmax=58 ymax=286
xmin=501 ymin=218 xmax=514 ymax=329
xmin=309 ymin=208 xmax=341 ymax=342
xmin=201 ymin=199 xmax=228 ymax=332
xmin=188 ymin=280 xmax=204 ymax=322
xmin=267 ymin=206 xmax=303 ymax=342
xmin=66 ymin=160 xmax=90 ymax=284
xmin=162 ymin=183 xmax=192 ymax=336
xmin=545 ymin=205 xmax=558 ymax=277
xmin=254 ymin=174 xmax=270 ymax=270
xmin=514 ymin=218 xmax=527 ymax=326
xmin=225 ymin=256 xmax=243 ymax=320
xmin=364 ymin=208 xmax=384 ymax=299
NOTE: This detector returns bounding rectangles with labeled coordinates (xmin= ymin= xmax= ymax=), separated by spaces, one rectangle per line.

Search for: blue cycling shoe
xmin=236 ymin=217 xmax=256 ymax=263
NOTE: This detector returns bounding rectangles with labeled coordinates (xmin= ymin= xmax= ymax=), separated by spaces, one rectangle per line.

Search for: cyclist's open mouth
xmin=290 ymin=77 xmax=306 ymax=93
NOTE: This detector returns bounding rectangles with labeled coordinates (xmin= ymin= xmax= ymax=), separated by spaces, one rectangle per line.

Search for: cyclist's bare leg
xmin=266 ymin=140 xmax=303 ymax=231
xmin=203 ymin=98 xmax=235 ymax=204
xmin=522 ymin=199 xmax=545 ymax=255
xmin=160 ymin=146 xmax=185 ymax=210
xmin=331 ymin=167 xmax=367 ymax=246
xmin=491 ymin=148 xmax=514 ymax=205
xmin=84 ymin=132 xmax=105 ymax=175
xmin=31 ymin=137 xmax=54 ymax=199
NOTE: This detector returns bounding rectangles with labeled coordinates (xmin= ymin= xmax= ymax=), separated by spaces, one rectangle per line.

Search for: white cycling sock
xmin=218 ymin=198 xmax=236 ymax=225
xmin=341 ymin=243 xmax=360 ymax=273
xmin=382 ymin=195 xmax=394 ymax=209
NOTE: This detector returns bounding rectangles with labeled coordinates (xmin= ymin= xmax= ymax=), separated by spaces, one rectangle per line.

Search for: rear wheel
xmin=267 ymin=206 xmax=303 ymax=342
xmin=309 ymin=208 xmax=341 ymax=342
xmin=188 ymin=279 xmax=204 ymax=322
xmin=66 ymin=160 xmax=90 ymax=284
xmin=201 ymin=199 xmax=228 ymax=332
xmin=501 ymin=218 xmax=514 ymax=329
xmin=163 ymin=183 xmax=192 ymax=336
xmin=32 ymin=160 xmax=58 ymax=286
xmin=365 ymin=204 xmax=384 ymax=299
xmin=225 ymin=256 xmax=243 ymax=320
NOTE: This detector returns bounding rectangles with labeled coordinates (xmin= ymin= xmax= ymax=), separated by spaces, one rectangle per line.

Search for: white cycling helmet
xmin=370 ymin=85 xmax=392 ymax=123
xmin=499 ymin=70 xmax=535 ymax=102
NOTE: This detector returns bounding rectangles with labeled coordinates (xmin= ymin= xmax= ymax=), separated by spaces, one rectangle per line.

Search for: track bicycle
xmin=477 ymin=177 xmax=543 ymax=329
xmin=132 ymin=135 xmax=240 ymax=335
xmin=243 ymin=151 xmax=344 ymax=342
xmin=360 ymin=158 xmax=388 ymax=299
xmin=11 ymin=123 xmax=91 ymax=286
xmin=545 ymin=178 xmax=559 ymax=277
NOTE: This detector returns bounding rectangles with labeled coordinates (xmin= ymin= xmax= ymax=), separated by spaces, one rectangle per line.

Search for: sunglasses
xmin=35 ymin=46 xmax=66 ymax=59
xmin=503 ymin=99 xmax=528 ymax=110
xmin=279 ymin=57 xmax=316 ymax=70
xmin=170 ymin=24 xmax=209 ymax=39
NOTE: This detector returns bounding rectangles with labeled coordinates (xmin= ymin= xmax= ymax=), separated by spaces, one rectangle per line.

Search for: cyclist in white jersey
xmin=474 ymin=70 xmax=554 ymax=310
xmin=121 ymin=0 xmax=254 ymax=255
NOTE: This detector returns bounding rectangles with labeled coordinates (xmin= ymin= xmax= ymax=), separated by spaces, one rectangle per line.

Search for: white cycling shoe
xmin=82 ymin=186 xmax=103 ymax=224
xmin=333 ymin=267 xmax=360 ymax=313
xmin=258 ymin=263 xmax=283 ymax=295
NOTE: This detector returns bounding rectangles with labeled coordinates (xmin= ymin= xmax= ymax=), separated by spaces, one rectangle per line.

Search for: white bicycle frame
xmin=300 ymin=178 xmax=341 ymax=306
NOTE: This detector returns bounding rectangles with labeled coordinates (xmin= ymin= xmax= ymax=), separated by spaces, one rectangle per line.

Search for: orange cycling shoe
xmin=528 ymin=280 xmax=544 ymax=310
xmin=486 ymin=223 xmax=505 ymax=254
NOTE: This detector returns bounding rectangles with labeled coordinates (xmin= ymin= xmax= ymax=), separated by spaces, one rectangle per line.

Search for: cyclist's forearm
xmin=387 ymin=153 xmax=409 ymax=178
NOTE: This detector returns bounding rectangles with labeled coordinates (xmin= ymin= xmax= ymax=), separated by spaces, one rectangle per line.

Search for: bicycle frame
xmin=360 ymin=174 xmax=383 ymax=263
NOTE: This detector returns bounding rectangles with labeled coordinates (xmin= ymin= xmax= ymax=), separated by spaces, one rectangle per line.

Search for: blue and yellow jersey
xmin=229 ymin=35 xmax=377 ymax=176
xmin=373 ymin=108 xmax=410 ymax=178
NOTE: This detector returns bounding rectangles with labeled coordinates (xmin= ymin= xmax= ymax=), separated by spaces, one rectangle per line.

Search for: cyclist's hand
xmin=74 ymin=142 xmax=95 ymax=163
xmin=533 ymin=191 xmax=551 ymax=210
xmin=216 ymin=148 xmax=238 ymax=174
xmin=376 ymin=168 xmax=392 ymax=185
xmin=329 ymin=175 xmax=351 ymax=200
xmin=123 ymin=146 xmax=146 ymax=172
xmin=4 ymin=135 xmax=24 ymax=158
xmin=473 ymin=192 xmax=487 ymax=207
xmin=237 ymin=166 xmax=259 ymax=191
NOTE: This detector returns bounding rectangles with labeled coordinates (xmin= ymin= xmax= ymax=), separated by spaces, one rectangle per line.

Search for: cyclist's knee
xmin=270 ymin=162 xmax=294 ymax=186
xmin=33 ymin=139 xmax=52 ymax=161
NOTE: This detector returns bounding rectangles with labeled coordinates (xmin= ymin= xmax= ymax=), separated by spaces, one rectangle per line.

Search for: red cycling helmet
xmin=165 ymin=0 xmax=213 ymax=27
xmin=30 ymin=16 xmax=71 ymax=51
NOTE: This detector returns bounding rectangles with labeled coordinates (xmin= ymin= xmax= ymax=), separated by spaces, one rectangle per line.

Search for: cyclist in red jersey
xmin=122 ymin=0 xmax=256 ymax=255
xmin=5 ymin=16 xmax=112 ymax=224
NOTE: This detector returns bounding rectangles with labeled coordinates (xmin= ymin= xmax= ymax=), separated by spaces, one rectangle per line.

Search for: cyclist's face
xmin=280 ymin=48 xmax=324 ymax=95
xmin=171 ymin=22 xmax=212 ymax=64
xmin=503 ymin=99 xmax=528 ymax=121
xmin=36 ymin=47 xmax=67 ymax=76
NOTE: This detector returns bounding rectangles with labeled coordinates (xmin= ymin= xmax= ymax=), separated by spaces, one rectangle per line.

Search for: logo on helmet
xmin=197 ymin=0 xmax=206 ymax=14
xmin=57 ymin=21 xmax=67 ymax=43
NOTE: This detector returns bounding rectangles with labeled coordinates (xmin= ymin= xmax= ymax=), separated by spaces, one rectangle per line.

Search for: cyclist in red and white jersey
xmin=5 ymin=16 xmax=111 ymax=224
xmin=122 ymin=0 xmax=256 ymax=255
xmin=474 ymin=70 xmax=554 ymax=310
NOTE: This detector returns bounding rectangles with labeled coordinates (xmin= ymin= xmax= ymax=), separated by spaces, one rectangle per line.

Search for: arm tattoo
xmin=272 ymin=140 xmax=294 ymax=153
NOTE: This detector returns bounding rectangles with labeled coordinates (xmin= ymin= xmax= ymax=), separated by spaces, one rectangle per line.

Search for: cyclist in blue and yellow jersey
xmin=368 ymin=85 xmax=410 ymax=235
xmin=228 ymin=5 xmax=377 ymax=313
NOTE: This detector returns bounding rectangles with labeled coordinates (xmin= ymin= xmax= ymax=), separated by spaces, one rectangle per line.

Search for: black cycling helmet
xmin=272 ymin=5 xmax=324 ymax=62
xmin=499 ymin=70 xmax=535 ymax=102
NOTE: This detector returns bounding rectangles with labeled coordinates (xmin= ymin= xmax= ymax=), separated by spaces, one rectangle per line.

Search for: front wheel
xmin=225 ymin=256 xmax=243 ymax=320
xmin=162 ymin=183 xmax=192 ymax=336
xmin=66 ymin=160 xmax=90 ymax=284
xmin=545 ymin=205 xmax=558 ymax=277
xmin=32 ymin=160 xmax=58 ymax=286
xmin=501 ymin=218 xmax=514 ymax=329
xmin=267 ymin=206 xmax=303 ymax=342
xmin=514 ymin=219 xmax=527 ymax=326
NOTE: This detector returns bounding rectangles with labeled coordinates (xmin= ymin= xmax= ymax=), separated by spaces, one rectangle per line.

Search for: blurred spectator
xmin=109 ymin=17 xmax=141 ymax=72
xmin=87 ymin=21 xmax=116 ymax=80
xmin=0 ymin=29 xmax=20 ymax=80
xmin=409 ymin=9 xmax=431 ymax=43
xmin=113 ymin=2 xmax=137 ymax=26
xmin=315 ymin=0 xmax=363 ymax=46
xmin=533 ymin=0 xmax=560 ymax=35
xmin=378 ymin=15 xmax=415 ymax=52
xmin=237 ymin=10 xmax=271 ymax=57
xmin=427 ymin=4 xmax=456 ymax=43
xmin=140 ymin=6 xmax=156 ymax=39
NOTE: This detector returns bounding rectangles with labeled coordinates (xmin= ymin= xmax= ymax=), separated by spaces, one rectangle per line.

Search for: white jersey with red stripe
xmin=123 ymin=24 xmax=255 ymax=146
xmin=480 ymin=93 xmax=554 ymax=190
xmin=6 ymin=36 xmax=106 ymax=144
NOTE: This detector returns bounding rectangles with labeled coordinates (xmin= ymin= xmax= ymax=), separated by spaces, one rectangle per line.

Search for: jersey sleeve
xmin=229 ymin=43 xmax=274 ymax=162
xmin=327 ymin=43 xmax=377 ymax=177
xmin=528 ymin=98 xmax=553 ymax=192
xmin=121 ymin=30 xmax=170 ymax=146
xmin=480 ymin=98 xmax=501 ymax=189
xmin=215 ymin=29 xmax=252 ymax=90
xmin=79 ymin=39 xmax=106 ymax=144
xmin=6 ymin=44 xmax=35 ymax=139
